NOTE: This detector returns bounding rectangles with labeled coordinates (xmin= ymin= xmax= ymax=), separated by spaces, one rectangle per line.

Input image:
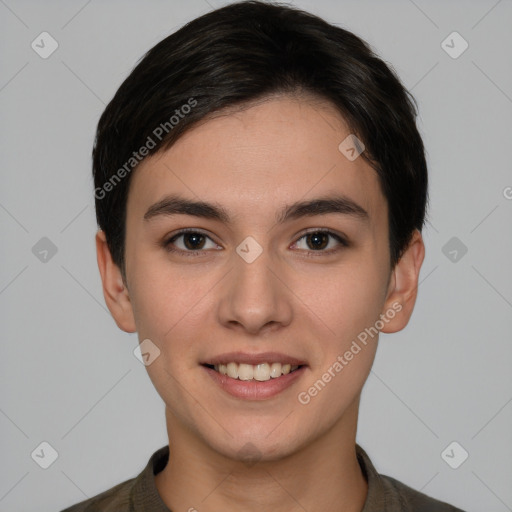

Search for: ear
xmin=95 ymin=230 xmax=137 ymax=333
xmin=380 ymin=229 xmax=425 ymax=334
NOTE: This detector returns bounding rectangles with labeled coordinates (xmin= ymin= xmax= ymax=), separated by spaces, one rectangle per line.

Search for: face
xmin=98 ymin=94 xmax=423 ymax=462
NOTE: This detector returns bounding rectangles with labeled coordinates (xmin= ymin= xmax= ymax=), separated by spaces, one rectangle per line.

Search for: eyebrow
xmin=143 ymin=193 xmax=369 ymax=225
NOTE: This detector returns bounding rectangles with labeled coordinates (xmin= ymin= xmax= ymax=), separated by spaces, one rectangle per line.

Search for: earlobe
xmin=380 ymin=230 xmax=425 ymax=334
xmin=95 ymin=230 xmax=137 ymax=333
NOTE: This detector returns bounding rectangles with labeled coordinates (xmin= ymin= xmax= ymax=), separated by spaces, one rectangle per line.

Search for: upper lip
xmin=202 ymin=351 xmax=307 ymax=366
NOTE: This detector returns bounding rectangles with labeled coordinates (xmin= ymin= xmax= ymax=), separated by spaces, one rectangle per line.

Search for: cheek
xmin=127 ymin=246 xmax=188 ymax=332
xmin=297 ymin=267 xmax=384 ymax=421
xmin=128 ymin=268 xmax=211 ymax=404
xmin=309 ymin=261 xmax=386 ymax=346
xmin=128 ymin=256 xmax=219 ymax=359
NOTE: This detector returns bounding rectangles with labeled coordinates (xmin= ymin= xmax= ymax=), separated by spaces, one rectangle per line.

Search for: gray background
xmin=1 ymin=0 xmax=511 ymax=510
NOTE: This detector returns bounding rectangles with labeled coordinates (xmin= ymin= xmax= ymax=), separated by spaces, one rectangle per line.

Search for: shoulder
xmin=59 ymin=477 xmax=135 ymax=512
xmin=355 ymin=444 xmax=466 ymax=512
xmin=379 ymin=473 xmax=466 ymax=512
xmin=58 ymin=445 xmax=170 ymax=512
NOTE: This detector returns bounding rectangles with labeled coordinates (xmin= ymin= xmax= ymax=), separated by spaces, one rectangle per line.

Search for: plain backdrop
xmin=1 ymin=1 xmax=511 ymax=511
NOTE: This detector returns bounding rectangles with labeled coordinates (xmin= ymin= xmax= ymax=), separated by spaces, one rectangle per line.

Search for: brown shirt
xmin=60 ymin=444 xmax=466 ymax=511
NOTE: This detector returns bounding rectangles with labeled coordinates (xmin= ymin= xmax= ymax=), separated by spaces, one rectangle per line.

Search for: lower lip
xmin=202 ymin=365 xmax=307 ymax=400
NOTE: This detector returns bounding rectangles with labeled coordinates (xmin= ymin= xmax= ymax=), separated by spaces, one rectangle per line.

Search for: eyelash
xmin=162 ymin=228 xmax=348 ymax=258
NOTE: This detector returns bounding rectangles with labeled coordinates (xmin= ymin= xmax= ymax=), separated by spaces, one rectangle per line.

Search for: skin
xmin=96 ymin=94 xmax=425 ymax=512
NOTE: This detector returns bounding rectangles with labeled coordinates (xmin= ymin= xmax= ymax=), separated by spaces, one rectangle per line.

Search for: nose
xmin=216 ymin=244 xmax=293 ymax=335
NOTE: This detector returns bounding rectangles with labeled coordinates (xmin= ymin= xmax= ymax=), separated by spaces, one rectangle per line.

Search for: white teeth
xmin=226 ymin=362 xmax=238 ymax=379
xmin=253 ymin=363 xmax=270 ymax=381
xmin=212 ymin=362 xmax=300 ymax=381
xmin=237 ymin=363 xmax=254 ymax=381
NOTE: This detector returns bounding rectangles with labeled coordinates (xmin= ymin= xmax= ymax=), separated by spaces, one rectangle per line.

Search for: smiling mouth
xmin=203 ymin=362 xmax=304 ymax=382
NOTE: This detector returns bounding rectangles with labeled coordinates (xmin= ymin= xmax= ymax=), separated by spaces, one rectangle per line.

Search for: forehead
xmin=127 ymin=95 xmax=387 ymax=227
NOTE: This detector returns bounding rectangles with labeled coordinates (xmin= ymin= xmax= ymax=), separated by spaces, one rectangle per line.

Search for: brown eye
xmin=305 ymin=232 xmax=329 ymax=250
xmin=163 ymin=229 xmax=220 ymax=255
xmin=181 ymin=232 xmax=206 ymax=250
xmin=293 ymin=230 xmax=348 ymax=254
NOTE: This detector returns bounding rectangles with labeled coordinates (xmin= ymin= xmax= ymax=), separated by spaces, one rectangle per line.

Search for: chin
xmin=203 ymin=425 xmax=304 ymax=464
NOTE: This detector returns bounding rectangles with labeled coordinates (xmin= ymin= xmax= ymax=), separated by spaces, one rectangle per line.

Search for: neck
xmin=155 ymin=400 xmax=368 ymax=512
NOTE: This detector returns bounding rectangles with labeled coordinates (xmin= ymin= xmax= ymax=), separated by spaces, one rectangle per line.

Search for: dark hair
xmin=92 ymin=0 xmax=428 ymax=281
